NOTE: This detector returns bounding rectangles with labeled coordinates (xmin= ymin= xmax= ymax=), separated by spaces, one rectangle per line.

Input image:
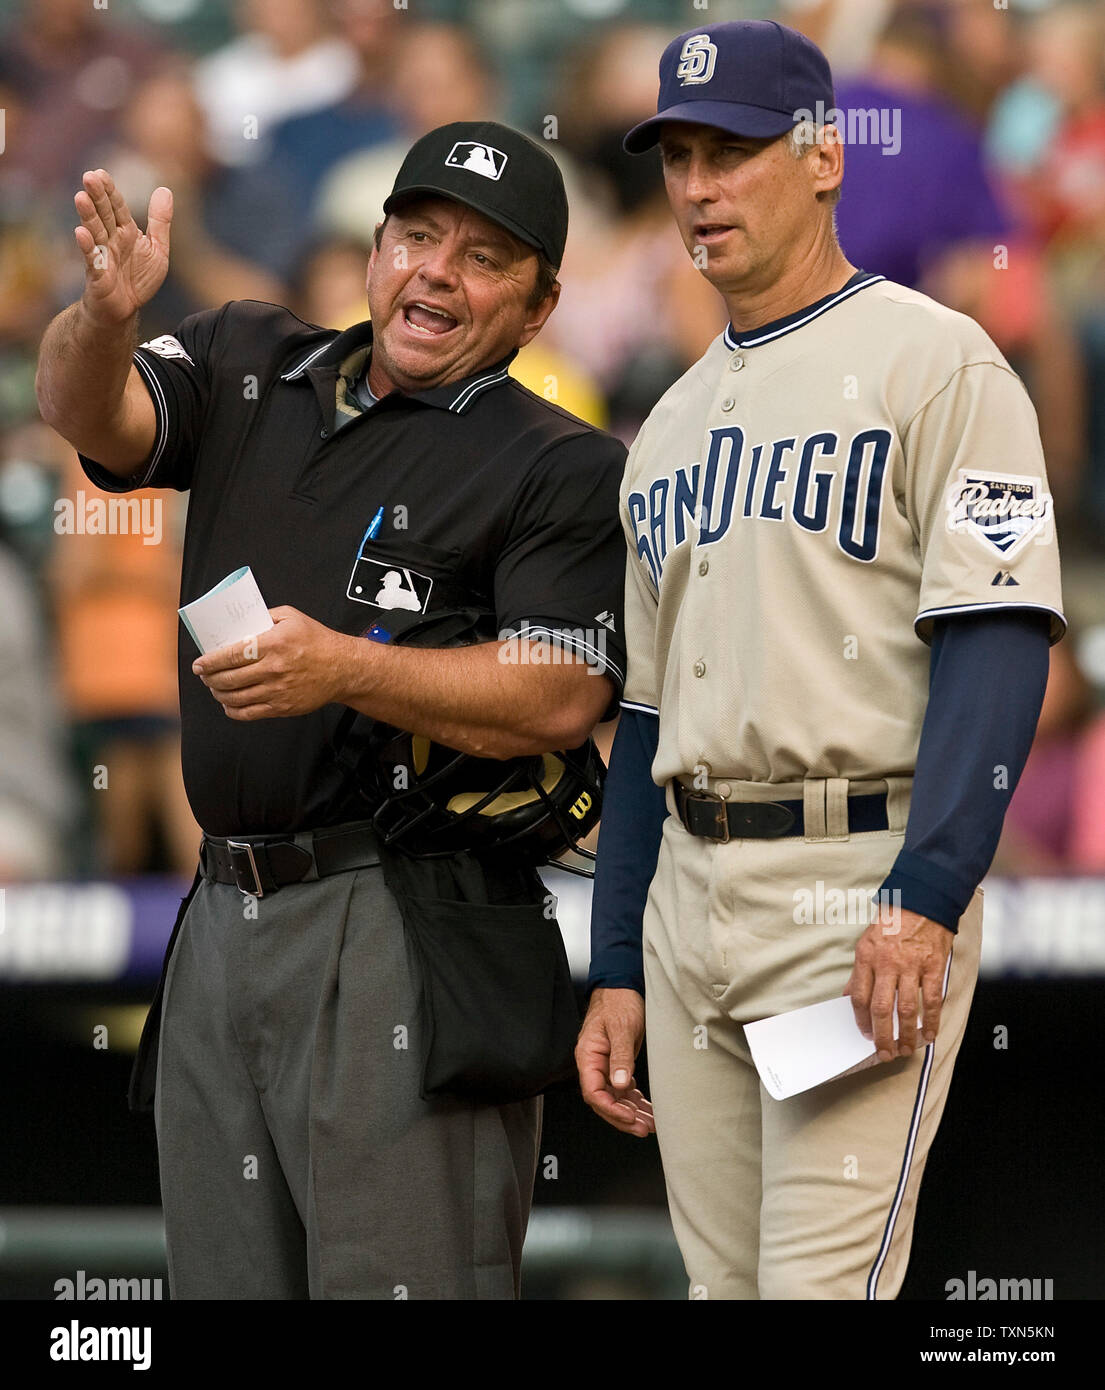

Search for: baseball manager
xmin=576 ymin=21 xmax=1063 ymax=1300
xmin=37 ymin=121 xmax=627 ymax=1299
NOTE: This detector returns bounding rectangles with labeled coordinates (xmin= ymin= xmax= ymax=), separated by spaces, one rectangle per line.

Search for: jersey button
xmin=721 ymin=397 xmax=735 ymax=411
xmin=717 ymin=782 xmax=732 ymax=799
xmin=730 ymin=355 xmax=745 ymax=371
xmin=320 ymin=427 xmax=329 ymax=439
xmin=693 ymin=659 xmax=706 ymax=678
xmin=698 ymin=558 xmax=709 ymax=576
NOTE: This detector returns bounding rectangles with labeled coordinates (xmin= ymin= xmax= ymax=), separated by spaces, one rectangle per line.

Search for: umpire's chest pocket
xmin=345 ymin=538 xmax=464 ymax=622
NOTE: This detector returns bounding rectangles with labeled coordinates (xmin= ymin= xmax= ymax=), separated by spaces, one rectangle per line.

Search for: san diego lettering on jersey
xmin=627 ymin=423 xmax=893 ymax=588
xmin=618 ymin=277 xmax=1065 ymax=789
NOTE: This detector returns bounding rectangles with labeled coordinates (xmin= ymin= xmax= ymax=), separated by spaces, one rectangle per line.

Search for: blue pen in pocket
xmin=358 ymin=506 xmax=385 ymax=558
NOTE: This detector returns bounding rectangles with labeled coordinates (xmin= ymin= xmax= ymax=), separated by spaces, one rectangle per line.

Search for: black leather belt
xmin=200 ymin=822 xmax=381 ymax=897
xmin=671 ymin=781 xmax=889 ymax=842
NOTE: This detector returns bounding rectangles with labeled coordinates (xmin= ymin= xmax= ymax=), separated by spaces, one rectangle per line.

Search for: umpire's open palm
xmin=74 ymin=169 xmax=173 ymax=325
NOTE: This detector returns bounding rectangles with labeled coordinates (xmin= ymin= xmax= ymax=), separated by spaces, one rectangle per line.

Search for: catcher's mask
xmin=331 ymin=608 xmax=605 ymax=868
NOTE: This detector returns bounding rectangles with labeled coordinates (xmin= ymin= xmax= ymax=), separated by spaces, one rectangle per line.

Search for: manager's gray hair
xmin=787 ymin=121 xmax=843 ymax=207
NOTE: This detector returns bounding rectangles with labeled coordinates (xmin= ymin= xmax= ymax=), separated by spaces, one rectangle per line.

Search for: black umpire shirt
xmin=77 ymin=299 xmax=628 ymax=836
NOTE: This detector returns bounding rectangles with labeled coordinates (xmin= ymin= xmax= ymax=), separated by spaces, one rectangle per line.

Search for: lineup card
xmin=179 ymin=565 xmax=273 ymax=655
xmin=745 ymin=996 xmax=916 ymax=1100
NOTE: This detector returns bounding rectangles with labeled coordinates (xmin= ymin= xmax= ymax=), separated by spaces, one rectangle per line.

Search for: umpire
xmin=37 ymin=121 xmax=627 ymax=1299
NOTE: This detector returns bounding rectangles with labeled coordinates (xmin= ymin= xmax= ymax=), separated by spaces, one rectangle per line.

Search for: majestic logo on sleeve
xmin=445 ymin=142 xmax=507 ymax=181
xmin=945 ymin=472 xmax=1053 ymax=559
xmin=139 ymin=334 xmax=194 ymax=364
xmin=677 ymin=35 xmax=718 ymax=85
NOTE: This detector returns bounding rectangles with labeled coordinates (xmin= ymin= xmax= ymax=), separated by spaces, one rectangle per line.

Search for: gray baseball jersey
xmin=619 ymin=274 xmax=1064 ymax=787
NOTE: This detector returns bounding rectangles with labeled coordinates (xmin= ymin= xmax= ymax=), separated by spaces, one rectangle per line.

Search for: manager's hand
xmin=576 ymin=987 xmax=654 ymax=1138
xmin=844 ymin=906 xmax=954 ymax=1062
xmin=193 ymin=607 xmax=345 ymax=720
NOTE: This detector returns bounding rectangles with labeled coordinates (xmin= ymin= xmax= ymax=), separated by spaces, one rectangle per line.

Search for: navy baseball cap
xmin=624 ymin=21 xmax=834 ymax=153
xmin=383 ymin=120 xmax=569 ymax=268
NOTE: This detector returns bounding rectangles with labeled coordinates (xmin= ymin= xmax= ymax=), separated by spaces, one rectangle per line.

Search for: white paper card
xmin=179 ymin=566 xmax=273 ymax=655
xmin=744 ymin=996 xmax=913 ymax=1101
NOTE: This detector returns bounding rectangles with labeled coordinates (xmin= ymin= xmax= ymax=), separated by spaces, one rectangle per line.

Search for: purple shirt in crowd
xmin=833 ymin=79 xmax=1011 ymax=289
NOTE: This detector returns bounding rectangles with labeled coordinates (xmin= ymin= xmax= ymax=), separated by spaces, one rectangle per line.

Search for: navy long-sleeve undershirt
xmin=586 ymin=609 xmax=1052 ymax=996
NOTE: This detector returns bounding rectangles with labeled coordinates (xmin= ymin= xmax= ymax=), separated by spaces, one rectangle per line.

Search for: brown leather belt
xmin=200 ymin=821 xmax=381 ymax=897
xmin=671 ymin=781 xmax=889 ymax=842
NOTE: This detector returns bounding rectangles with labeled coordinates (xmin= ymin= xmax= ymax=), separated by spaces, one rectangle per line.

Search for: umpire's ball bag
xmin=378 ymin=840 xmax=580 ymax=1104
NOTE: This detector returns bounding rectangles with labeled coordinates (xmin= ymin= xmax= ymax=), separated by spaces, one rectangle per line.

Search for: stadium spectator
xmin=1069 ymin=699 xmax=1105 ymax=872
xmin=289 ymin=236 xmax=377 ymax=333
xmin=993 ymin=638 xmax=1101 ymax=876
xmin=994 ymin=2 xmax=1105 ymax=544
xmin=938 ymin=0 xmax=1024 ymax=126
xmin=258 ymin=0 xmax=401 ymax=213
xmin=777 ymin=0 xmax=895 ymax=78
xmin=46 ymin=446 xmax=198 ymax=878
xmin=89 ymin=65 xmax=302 ymax=337
xmin=0 ymin=0 xmax=166 ymax=195
xmin=0 ymin=516 xmax=76 ymax=882
xmin=1009 ymin=1 xmax=1105 ymax=268
xmin=835 ymin=8 xmax=1086 ymax=525
xmin=194 ymin=0 xmax=359 ymax=169
xmin=0 ymin=89 xmax=57 ymax=357
xmin=537 ymin=24 xmax=725 ymax=441
xmin=833 ymin=11 xmax=1011 ymax=290
xmin=315 ymin=23 xmax=499 ymax=246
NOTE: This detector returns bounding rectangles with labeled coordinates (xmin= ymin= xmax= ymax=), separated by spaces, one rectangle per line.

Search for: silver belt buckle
xmin=226 ymin=840 xmax=264 ymax=898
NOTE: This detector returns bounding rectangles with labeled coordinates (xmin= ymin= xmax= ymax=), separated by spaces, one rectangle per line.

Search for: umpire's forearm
xmin=35 ymin=300 xmax=141 ymax=466
xmin=335 ymin=637 xmax=611 ymax=759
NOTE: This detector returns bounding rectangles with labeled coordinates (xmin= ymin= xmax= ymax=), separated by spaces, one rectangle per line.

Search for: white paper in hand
xmin=744 ymin=996 xmax=915 ymax=1101
xmin=179 ymin=566 xmax=273 ymax=656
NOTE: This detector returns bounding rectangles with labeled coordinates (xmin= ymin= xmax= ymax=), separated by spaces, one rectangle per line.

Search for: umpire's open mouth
xmin=403 ymin=301 xmax=460 ymax=336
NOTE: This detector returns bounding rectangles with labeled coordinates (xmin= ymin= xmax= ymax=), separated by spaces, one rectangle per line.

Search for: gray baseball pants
xmin=153 ymin=863 xmax=542 ymax=1299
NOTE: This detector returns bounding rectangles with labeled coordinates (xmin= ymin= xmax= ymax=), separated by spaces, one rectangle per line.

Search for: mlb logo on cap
xmin=445 ymin=142 xmax=508 ymax=181
xmin=384 ymin=120 xmax=568 ymax=265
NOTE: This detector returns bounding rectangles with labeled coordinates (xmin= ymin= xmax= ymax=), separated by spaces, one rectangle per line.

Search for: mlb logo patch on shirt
xmin=347 ymin=554 xmax=433 ymax=613
xmin=944 ymin=470 xmax=1053 ymax=560
xmin=139 ymin=334 xmax=194 ymax=364
xmin=445 ymin=142 xmax=507 ymax=181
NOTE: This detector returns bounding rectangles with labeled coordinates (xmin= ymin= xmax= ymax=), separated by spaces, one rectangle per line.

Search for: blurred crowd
xmin=2 ymin=0 xmax=1105 ymax=882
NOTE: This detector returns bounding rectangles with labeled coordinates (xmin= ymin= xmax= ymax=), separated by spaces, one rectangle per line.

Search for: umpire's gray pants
xmin=153 ymin=866 xmax=542 ymax=1299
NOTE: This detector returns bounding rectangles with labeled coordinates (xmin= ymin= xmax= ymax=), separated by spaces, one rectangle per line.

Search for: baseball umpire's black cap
xmin=624 ymin=20 xmax=834 ymax=153
xmin=383 ymin=120 xmax=569 ymax=269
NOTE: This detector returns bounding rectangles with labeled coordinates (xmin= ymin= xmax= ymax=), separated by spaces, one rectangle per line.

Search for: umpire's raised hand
xmin=73 ymin=169 xmax=173 ymax=325
xmin=36 ymin=170 xmax=169 ymax=476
